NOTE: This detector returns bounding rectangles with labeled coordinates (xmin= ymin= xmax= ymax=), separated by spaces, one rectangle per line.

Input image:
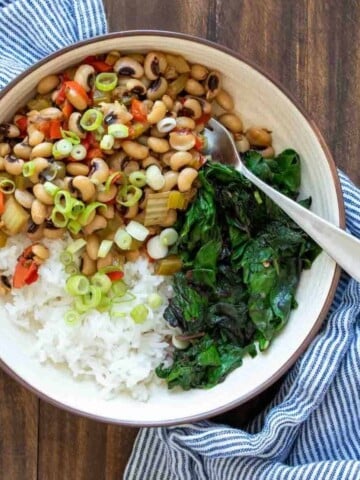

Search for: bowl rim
xmin=0 ymin=30 xmax=344 ymax=426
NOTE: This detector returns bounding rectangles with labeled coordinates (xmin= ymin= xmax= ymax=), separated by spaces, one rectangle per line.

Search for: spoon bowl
xmin=205 ymin=118 xmax=359 ymax=282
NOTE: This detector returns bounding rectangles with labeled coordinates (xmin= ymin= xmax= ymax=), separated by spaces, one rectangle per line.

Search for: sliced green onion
xmin=108 ymin=123 xmax=129 ymax=138
xmin=51 ymin=208 xmax=68 ymax=228
xmin=80 ymin=109 xmax=103 ymax=132
xmin=66 ymin=274 xmax=90 ymax=296
xmin=67 ymin=220 xmax=82 ymax=235
xmin=43 ymin=182 xmax=60 ymax=197
xmin=91 ymin=272 xmax=112 ymax=293
xmin=64 ymin=309 xmax=81 ymax=326
xmin=159 ymin=228 xmax=178 ymax=246
xmin=130 ymin=304 xmax=149 ymax=323
xmin=104 ymin=171 xmax=122 ymax=192
xmin=41 ymin=164 xmax=58 ymax=181
xmin=22 ymin=161 xmax=35 ymax=177
xmin=66 ymin=238 xmax=87 ymax=255
xmin=97 ymin=295 xmax=112 ymax=312
xmin=129 ymin=171 xmax=146 ymax=187
xmin=70 ymin=144 xmax=87 ymax=161
xmin=114 ymin=228 xmax=132 ymax=250
xmin=52 ymin=139 xmax=73 ymax=159
xmin=74 ymin=296 xmax=91 ymax=313
xmin=112 ymin=291 xmax=135 ymax=304
xmin=81 ymin=285 xmax=102 ymax=310
xmin=95 ymin=72 xmax=118 ymax=92
xmin=110 ymin=280 xmax=128 ymax=297
xmin=60 ymin=250 xmax=73 ymax=266
xmin=125 ymin=220 xmax=149 ymax=241
xmin=117 ymin=185 xmax=142 ymax=207
xmin=147 ymin=293 xmax=163 ymax=310
xmin=61 ymin=129 xmax=80 ymax=145
xmin=78 ymin=201 xmax=106 ymax=226
xmin=0 ymin=177 xmax=15 ymax=194
xmin=70 ymin=199 xmax=85 ymax=219
xmin=98 ymin=240 xmax=113 ymax=258
xmin=100 ymin=134 xmax=115 ymax=150
xmin=65 ymin=263 xmax=79 ymax=275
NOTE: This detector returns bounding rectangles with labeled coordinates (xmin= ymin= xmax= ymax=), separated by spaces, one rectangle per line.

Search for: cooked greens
xmin=156 ymin=150 xmax=321 ymax=390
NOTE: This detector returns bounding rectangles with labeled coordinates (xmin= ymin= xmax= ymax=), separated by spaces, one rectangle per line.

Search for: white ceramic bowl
xmin=0 ymin=32 xmax=343 ymax=425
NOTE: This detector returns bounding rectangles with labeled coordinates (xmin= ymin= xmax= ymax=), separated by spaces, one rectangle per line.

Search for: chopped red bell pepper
xmin=61 ymin=99 xmax=74 ymax=119
xmin=13 ymin=246 xmax=40 ymax=288
xmin=130 ymin=98 xmax=148 ymax=123
xmin=49 ymin=119 xmax=62 ymax=140
xmin=55 ymin=82 xmax=67 ymax=106
xmin=195 ymin=112 xmax=211 ymax=125
xmin=0 ymin=191 xmax=5 ymax=215
xmin=106 ymin=271 xmax=124 ymax=282
xmin=83 ymin=56 xmax=113 ymax=72
xmin=194 ymin=134 xmax=205 ymax=151
xmin=86 ymin=147 xmax=103 ymax=160
xmin=64 ymin=81 xmax=89 ymax=105
xmin=15 ymin=115 xmax=28 ymax=133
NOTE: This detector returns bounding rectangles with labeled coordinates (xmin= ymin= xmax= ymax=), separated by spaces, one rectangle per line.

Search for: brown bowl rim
xmin=0 ymin=30 xmax=344 ymax=427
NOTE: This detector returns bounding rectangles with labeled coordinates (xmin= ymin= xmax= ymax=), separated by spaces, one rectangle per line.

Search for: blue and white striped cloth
xmin=0 ymin=2 xmax=359 ymax=479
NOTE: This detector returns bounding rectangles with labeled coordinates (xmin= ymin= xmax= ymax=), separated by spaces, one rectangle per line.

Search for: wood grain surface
xmin=1 ymin=1 xmax=359 ymax=479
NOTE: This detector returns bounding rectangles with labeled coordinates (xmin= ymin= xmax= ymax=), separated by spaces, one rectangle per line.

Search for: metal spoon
xmin=204 ymin=118 xmax=360 ymax=282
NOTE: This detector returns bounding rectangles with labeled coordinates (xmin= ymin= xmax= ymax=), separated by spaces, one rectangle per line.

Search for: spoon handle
xmin=240 ymin=164 xmax=359 ymax=282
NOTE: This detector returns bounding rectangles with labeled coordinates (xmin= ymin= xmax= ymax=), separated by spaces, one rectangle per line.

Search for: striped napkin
xmin=0 ymin=2 xmax=359 ymax=479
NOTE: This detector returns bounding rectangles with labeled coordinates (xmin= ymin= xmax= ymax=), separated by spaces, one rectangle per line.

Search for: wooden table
xmin=1 ymin=1 xmax=359 ymax=478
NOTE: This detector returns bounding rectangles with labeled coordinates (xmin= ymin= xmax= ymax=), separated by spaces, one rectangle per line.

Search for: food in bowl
xmin=0 ymin=49 xmax=320 ymax=400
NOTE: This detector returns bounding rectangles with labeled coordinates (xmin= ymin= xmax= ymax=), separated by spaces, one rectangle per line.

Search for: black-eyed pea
xmin=30 ymin=142 xmax=53 ymax=158
xmin=147 ymin=100 xmax=167 ymax=124
xmin=38 ymin=107 xmax=63 ymax=120
xmin=218 ymin=113 xmax=243 ymax=133
xmin=177 ymin=167 xmax=198 ymax=192
xmin=176 ymin=116 xmax=196 ymax=130
xmin=147 ymin=136 xmax=170 ymax=154
xmin=169 ymin=131 xmax=196 ymax=151
xmin=205 ymin=71 xmax=221 ymax=100
xmin=215 ymin=89 xmax=234 ymax=111
xmin=81 ymin=252 xmax=97 ymax=276
xmin=102 ymin=204 xmax=115 ymax=220
xmin=162 ymin=94 xmax=174 ymax=110
xmin=105 ymin=50 xmax=120 ymax=65
xmin=72 ymin=175 xmax=96 ymax=202
xmin=83 ymin=215 xmax=107 ymax=236
xmin=124 ymin=160 xmax=141 ymax=174
xmin=114 ymin=56 xmax=144 ymax=78
xmin=74 ymin=64 xmax=95 ymax=92
xmin=128 ymin=53 xmax=145 ymax=64
xmin=4 ymin=155 xmax=24 ymax=175
xmin=31 ymin=199 xmax=47 ymax=225
xmin=27 ymin=125 xmax=45 ymax=147
xmin=33 ymin=184 xmax=54 ymax=205
xmin=30 ymin=157 xmax=50 ymax=182
xmin=43 ymin=227 xmax=65 ymax=239
xmin=144 ymin=51 xmax=167 ymax=80
xmin=0 ymin=143 xmax=10 ymax=156
xmin=170 ymin=151 xmax=193 ymax=171
xmin=36 ymin=74 xmax=60 ymax=95
xmin=234 ymin=133 xmax=250 ymax=153
xmin=124 ymin=204 xmax=139 ymax=219
xmin=245 ymin=127 xmax=272 ymax=147
xmin=97 ymin=184 xmax=117 ymax=202
xmin=142 ymin=156 xmax=162 ymax=169
xmin=65 ymin=84 xmax=88 ymax=111
xmin=86 ymin=234 xmax=100 ymax=261
xmin=27 ymin=222 xmax=44 ymax=241
xmin=88 ymin=158 xmax=110 ymax=184
xmin=13 ymin=141 xmax=32 ymax=160
xmin=161 ymin=151 xmax=174 ymax=166
xmin=97 ymin=252 xmax=113 ymax=270
xmin=68 ymin=112 xmax=86 ymax=138
xmin=185 ymin=78 xmax=205 ymax=96
xmin=183 ymin=98 xmax=202 ymax=119
xmin=31 ymin=243 xmax=50 ymax=260
xmin=0 ymin=123 xmax=20 ymax=138
xmin=122 ymin=140 xmax=149 ymax=160
xmin=66 ymin=162 xmax=90 ymax=176
xmin=126 ymin=78 xmax=147 ymax=96
xmin=147 ymin=77 xmax=168 ymax=101
xmin=159 ymin=171 xmax=179 ymax=192
xmin=14 ymin=189 xmax=35 ymax=209
xmin=159 ymin=209 xmax=177 ymax=227
xmin=190 ymin=64 xmax=208 ymax=81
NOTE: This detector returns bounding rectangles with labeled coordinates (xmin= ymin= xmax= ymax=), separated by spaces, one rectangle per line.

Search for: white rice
xmin=0 ymin=235 xmax=175 ymax=401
